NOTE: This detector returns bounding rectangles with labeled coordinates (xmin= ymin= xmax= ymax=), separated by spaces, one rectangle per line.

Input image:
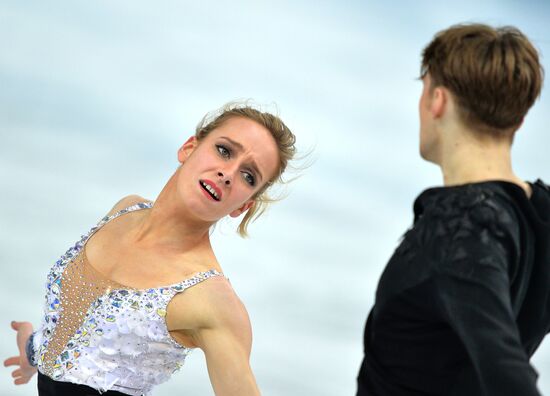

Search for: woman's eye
xmin=242 ymin=172 xmax=256 ymax=186
xmin=216 ymin=145 xmax=230 ymax=158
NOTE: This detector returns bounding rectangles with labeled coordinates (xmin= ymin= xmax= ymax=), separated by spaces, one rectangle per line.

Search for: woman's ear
xmin=229 ymin=200 xmax=255 ymax=218
xmin=178 ymin=136 xmax=198 ymax=163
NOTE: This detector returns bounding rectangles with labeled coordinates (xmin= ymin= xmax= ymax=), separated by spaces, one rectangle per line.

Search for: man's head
xmin=418 ymin=23 xmax=544 ymax=162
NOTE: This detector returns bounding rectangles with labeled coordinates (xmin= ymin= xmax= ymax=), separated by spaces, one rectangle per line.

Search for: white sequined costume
xmin=31 ymin=203 xmax=223 ymax=395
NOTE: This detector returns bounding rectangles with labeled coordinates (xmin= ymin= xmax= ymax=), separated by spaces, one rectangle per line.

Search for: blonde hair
xmin=195 ymin=102 xmax=297 ymax=237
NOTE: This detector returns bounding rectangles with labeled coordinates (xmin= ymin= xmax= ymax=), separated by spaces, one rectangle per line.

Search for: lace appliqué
xmin=384 ymin=185 xmax=518 ymax=291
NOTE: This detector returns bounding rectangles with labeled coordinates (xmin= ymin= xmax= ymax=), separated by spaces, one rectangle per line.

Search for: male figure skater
xmin=357 ymin=23 xmax=550 ymax=395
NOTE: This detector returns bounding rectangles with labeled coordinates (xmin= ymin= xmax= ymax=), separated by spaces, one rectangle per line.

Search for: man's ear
xmin=178 ymin=136 xmax=198 ymax=163
xmin=431 ymin=87 xmax=448 ymax=119
xmin=229 ymin=200 xmax=255 ymax=218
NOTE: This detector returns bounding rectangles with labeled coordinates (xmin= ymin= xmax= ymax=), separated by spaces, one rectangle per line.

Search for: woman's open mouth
xmin=199 ymin=180 xmax=221 ymax=201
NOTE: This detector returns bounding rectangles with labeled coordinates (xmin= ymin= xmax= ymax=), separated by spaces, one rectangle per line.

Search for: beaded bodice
xmin=32 ymin=202 xmax=223 ymax=395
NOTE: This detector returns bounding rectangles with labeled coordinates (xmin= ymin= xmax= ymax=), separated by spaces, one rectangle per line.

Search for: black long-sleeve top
xmin=357 ymin=180 xmax=550 ymax=396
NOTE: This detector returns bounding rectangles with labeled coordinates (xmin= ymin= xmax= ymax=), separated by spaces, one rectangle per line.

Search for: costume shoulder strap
xmin=84 ymin=201 xmax=153 ymax=242
xmin=171 ymin=269 xmax=225 ymax=293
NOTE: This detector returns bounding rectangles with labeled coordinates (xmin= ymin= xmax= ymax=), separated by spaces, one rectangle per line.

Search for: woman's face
xmin=176 ymin=116 xmax=280 ymax=223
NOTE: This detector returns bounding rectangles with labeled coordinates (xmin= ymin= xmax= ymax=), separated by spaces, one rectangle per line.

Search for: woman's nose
xmin=218 ymin=171 xmax=231 ymax=185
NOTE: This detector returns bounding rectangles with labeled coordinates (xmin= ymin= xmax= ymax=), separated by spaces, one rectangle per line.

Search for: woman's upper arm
xmin=192 ymin=286 xmax=259 ymax=396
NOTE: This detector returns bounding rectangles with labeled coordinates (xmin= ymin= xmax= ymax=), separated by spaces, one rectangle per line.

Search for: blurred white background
xmin=1 ymin=1 xmax=549 ymax=395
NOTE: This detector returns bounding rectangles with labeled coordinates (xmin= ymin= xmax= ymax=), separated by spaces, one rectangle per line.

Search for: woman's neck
xmin=131 ymin=171 xmax=214 ymax=254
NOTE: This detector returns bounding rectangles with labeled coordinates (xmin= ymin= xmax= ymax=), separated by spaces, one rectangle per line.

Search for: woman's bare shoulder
xmin=105 ymin=194 xmax=150 ymax=217
xmin=204 ymin=277 xmax=250 ymax=326
xmin=198 ymin=277 xmax=253 ymax=347
xmin=170 ymin=277 xmax=252 ymax=343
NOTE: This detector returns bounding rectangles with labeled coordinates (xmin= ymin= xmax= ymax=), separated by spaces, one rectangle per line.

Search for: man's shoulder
xmin=405 ymin=184 xmax=522 ymax=277
xmin=415 ymin=183 xmax=520 ymax=240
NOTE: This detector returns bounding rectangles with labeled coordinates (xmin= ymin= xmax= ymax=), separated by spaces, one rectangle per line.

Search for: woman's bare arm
xmin=170 ymin=278 xmax=260 ymax=396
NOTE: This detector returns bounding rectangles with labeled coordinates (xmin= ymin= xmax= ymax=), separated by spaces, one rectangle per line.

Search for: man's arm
xmin=433 ymin=199 xmax=540 ymax=396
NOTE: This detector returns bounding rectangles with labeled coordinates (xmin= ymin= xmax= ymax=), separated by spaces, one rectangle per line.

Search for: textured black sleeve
xmin=432 ymin=194 xmax=540 ymax=396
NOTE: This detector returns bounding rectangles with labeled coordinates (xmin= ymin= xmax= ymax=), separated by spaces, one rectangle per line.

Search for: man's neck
xmin=438 ymin=125 xmax=530 ymax=195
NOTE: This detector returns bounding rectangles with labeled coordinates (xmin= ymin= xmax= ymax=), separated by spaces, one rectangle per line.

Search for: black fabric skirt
xmin=37 ymin=372 xmax=133 ymax=396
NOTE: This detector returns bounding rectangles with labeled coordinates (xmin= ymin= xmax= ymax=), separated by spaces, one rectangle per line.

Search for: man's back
xmin=358 ymin=180 xmax=550 ymax=395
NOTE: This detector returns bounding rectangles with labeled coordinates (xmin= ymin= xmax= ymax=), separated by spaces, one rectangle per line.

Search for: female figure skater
xmin=4 ymin=103 xmax=297 ymax=396
xmin=357 ymin=24 xmax=550 ymax=395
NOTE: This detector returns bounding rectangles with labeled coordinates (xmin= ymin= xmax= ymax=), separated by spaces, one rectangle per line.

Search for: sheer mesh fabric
xmin=42 ymin=250 xmax=126 ymax=376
